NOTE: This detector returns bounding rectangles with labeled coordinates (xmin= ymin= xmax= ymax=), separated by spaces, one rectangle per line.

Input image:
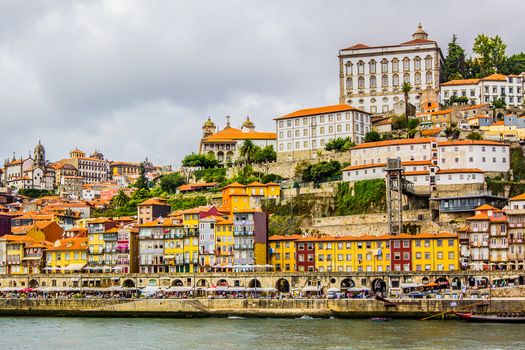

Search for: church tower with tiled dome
xmin=34 ymin=140 xmax=46 ymax=167
xmin=202 ymin=117 xmax=217 ymax=138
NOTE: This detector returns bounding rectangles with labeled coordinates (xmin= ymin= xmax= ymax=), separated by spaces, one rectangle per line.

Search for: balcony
xmin=509 ymin=238 xmax=524 ymax=244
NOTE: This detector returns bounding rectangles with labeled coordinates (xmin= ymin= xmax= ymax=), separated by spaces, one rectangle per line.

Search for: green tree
xmin=492 ymin=98 xmax=506 ymax=109
xmin=181 ymin=153 xmax=220 ymax=168
xmin=473 ymin=34 xmax=507 ymax=76
xmin=402 ymin=81 xmax=412 ymax=125
xmin=253 ymin=145 xmax=277 ymax=163
xmin=325 ymin=137 xmax=355 ymax=152
xmin=159 ymin=172 xmax=186 ymax=194
xmin=364 ymin=131 xmax=381 ymax=143
xmin=135 ymin=162 xmax=149 ymax=190
xmin=112 ymin=190 xmax=130 ymax=208
xmin=391 ymin=115 xmax=407 ymax=130
xmin=239 ymin=139 xmax=258 ymax=164
xmin=466 ymin=132 xmax=483 ymax=140
xmin=500 ymin=53 xmax=525 ymax=75
xmin=301 ymin=161 xmax=342 ymax=183
xmin=407 ymin=118 xmax=419 ymax=130
xmin=443 ymin=34 xmax=467 ymax=80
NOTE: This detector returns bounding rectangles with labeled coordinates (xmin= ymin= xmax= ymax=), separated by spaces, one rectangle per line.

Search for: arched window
xmin=415 ymin=72 xmax=421 ymax=85
xmin=345 ymin=62 xmax=352 ymax=75
xmin=358 ymin=76 xmax=365 ymax=89
xmin=381 ymin=59 xmax=388 ymax=73
xmin=357 ymin=61 xmax=365 ymax=75
xmin=392 ymin=58 xmax=399 ymax=73
xmin=369 ymin=60 xmax=376 ymax=74
xmin=414 ymin=56 xmax=421 ymax=70
xmin=426 ymin=71 xmax=433 ymax=84
xmin=425 ymin=56 xmax=433 ymax=70
xmin=382 ymin=75 xmax=388 ymax=87
xmin=346 ymin=77 xmax=353 ymax=90
xmin=393 ymin=74 xmax=399 ymax=86
xmin=403 ymin=73 xmax=410 ymax=83
xmin=370 ymin=76 xmax=376 ymax=88
xmin=403 ymin=57 xmax=410 ymax=71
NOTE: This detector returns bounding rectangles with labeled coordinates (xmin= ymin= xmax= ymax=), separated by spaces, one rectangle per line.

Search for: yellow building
xmin=45 ymin=237 xmax=88 ymax=273
xmin=215 ymin=217 xmax=234 ymax=269
xmin=1 ymin=235 xmax=34 ymax=275
xmin=268 ymin=234 xmax=301 ymax=272
xmin=269 ymin=233 xmax=459 ymax=273
xmin=411 ymin=233 xmax=460 ymax=272
xmin=221 ymin=181 xmax=281 ymax=213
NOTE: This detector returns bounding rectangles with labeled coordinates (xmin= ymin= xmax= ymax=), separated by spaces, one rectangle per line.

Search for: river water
xmin=2 ymin=317 xmax=523 ymax=349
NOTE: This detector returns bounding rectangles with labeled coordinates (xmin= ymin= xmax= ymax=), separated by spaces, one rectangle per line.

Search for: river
xmin=1 ymin=317 xmax=523 ymax=349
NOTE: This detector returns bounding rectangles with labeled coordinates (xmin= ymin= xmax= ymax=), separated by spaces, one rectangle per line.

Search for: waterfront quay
xmin=1 ymin=271 xmax=523 ymax=293
xmin=0 ymin=271 xmax=524 ymax=319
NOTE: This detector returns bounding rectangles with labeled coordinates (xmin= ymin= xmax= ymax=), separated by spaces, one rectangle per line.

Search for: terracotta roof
xmin=437 ymin=168 xmax=483 ymax=174
xmin=352 ymin=137 xmax=436 ymax=150
xmin=275 ymin=104 xmax=368 ymax=121
xmin=404 ymin=171 xmax=428 ymax=176
xmin=343 ymin=160 xmax=431 ymax=172
xmin=421 ymin=127 xmax=443 ymax=136
xmin=342 ymin=43 xmax=371 ymax=50
xmin=459 ymin=103 xmax=489 ymax=111
xmin=138 ymin=198 xmax=169 ymax=206
xmin=440 ymin=78 xmax=480 ymax=86
xmin=221 ymin=182 xmax=246 ymax=190
xmin=510 ymin=193 xmax=525 ymax=201
xmin=296 ymin=232 xmax=457 ymax=243
xmin=246 ymin=182 xmax=265 ymax=187
xmin=176 ymin=182 xmax=218 ymax=192
xmin=437 ymin=140 xmax=507 ymax=147
xmin=269 ymin=234 xmax=302 ymax=241
xmin=482 ymin=73 xmax=507 ymax=81
xmin=492 ymin=121 xmax=504 ymax=126
xmin=205 ymin=127 xmax=276 ymax=142
xmin=139 ymin=218 xmax=183 ymax=228
xmin=400 ymin=38 xmax=436 ymax=45
xmin=0 ymin=234 xmax=35 ymax=243
xmin=467 ymin=114 xmax=492 ymax=120
xmin=476 ymin=204 xmax=498 ymax=211
xmin=46 ymin=237 xmax=88 ymax=251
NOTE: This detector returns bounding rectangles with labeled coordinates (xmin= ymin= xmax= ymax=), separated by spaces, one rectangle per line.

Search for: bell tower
xmin=34 ymin=140 xmax=46 ymax=167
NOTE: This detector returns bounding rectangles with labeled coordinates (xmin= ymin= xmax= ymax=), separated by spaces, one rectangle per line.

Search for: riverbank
xmin=1 ymin=297 xmax=524 ymax=319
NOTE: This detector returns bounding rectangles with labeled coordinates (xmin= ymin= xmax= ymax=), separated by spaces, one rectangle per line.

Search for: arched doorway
xmin=171 ymin=279 xmax=184 ymax=287
xmin=122 ymin=279 xmax=135 ymax=288
xmin=451 ymin=277 xmax=462 ymax=291
xmin=217 ymin=279 xmax=229 ymax=287
xmin=422 ymin=276 xmax=430 ymax=285
xmin=275 ymin=278 xmax=290 ymax=293
xmin=340 ymin=278 xmax=355 ymax=289
xmin=371 ymin=279 xmax=387 ymax=294
xmin=28 ymin=279 xmax=39 ymax=288
xmin=248 ymin=279 xmax=261 ymax=288
xmin=217 ymin=151 xmax=224 ymax=162
xmin=196 ymin=279 xmax=209 ymax=287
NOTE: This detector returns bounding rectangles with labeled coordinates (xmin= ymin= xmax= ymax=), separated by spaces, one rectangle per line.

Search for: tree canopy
xmin=182 ymin=153 xmax=220 ymax=168
xmin=300 ymin=161 xmax=342 ymax=183
xmin=364 ymin=131 xmax=381 ymax=143
xmin=134 ymin=162 xmax=149 ymax=190
xmin=325 ymin=137 xmax=355 ymax=152
xmin=159 ymin=172 xmax=186 ymax=194
xmin=473 ymin=34 xmax=507 ymax=76
xmin=443 ymin=34 xmax=467 ymax=81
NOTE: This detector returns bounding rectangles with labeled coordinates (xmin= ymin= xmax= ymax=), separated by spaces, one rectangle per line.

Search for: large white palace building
xmin=338 ymin=24 xmax=444 ymax=114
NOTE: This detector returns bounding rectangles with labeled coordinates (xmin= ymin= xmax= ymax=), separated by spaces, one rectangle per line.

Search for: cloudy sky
xmin=1 ymin=0 xmax=524 ymax=167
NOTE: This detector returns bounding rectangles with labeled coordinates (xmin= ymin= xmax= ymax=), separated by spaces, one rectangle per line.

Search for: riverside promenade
xmin=1 ymin=297 xmax=525 ymax=319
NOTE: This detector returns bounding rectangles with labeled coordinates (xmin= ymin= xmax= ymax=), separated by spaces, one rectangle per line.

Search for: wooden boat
xmin=454 ymin=312 xmax=525 ymax=323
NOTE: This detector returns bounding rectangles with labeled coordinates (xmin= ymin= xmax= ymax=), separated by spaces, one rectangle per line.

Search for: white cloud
xmin=0 ymin=0 xmax=524 ymax=165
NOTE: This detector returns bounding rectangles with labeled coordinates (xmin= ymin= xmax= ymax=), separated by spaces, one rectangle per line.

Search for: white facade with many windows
xmin=440 ymin=73 xmax=524 ymax=107
xmin=275 ymin=104 xmax=371 ymax=160
xmin=338 ymin=24 xmax=443 ymax=114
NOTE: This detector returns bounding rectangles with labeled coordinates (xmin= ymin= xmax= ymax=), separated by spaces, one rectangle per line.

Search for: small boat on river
xmin=454 ymin=312 xmax=525 ymax=323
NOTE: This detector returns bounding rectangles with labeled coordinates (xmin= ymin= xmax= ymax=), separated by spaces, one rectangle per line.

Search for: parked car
xmin=408 ymin=291 xmax=426 ymax=299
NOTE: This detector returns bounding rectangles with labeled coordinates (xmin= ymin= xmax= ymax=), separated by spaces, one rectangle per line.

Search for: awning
xmin=63 ymin=263 xmax=86 ymax=271
xmin=347 ymin=287 xmax=371 ymax=292
xmin=22 ymin=256 xmax=42 ymax=260
xmin=302 ymin=286 xmax=321 ymax=292
xmin=165 ymin=286 xmax=193 ymax=292
xmin=400 ymin=283 xmax=422 ymax=289
xmin=327 ymin=287 xmax=341 ymax=293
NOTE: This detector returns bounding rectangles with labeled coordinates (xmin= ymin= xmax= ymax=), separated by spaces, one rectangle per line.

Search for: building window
xmin=403 ymin=57 xmax=410 ymax=71
xmin=393 ymin=74 xmax=399 ymax=86
xmin=392 ymin=58 xmax=399 ymax=72
xmin=369 ymin=60 xmax=376 ymax=74
xmin=382 ymin=75 xmax=388 ymax=87
xmin=357 ymin=61 xmax=364 ymax=74
xmin=358 ymin=76 xmax=365 ymax=89
xmin=425 ymin=56 xmax=432 ymax=70
xmin=370 ymin=76 xmax=376 ymax=89
xmin=415 ymin=72 xmax=421 ymax=85
xmin=381 ymin=59 xmax=388 ymax=73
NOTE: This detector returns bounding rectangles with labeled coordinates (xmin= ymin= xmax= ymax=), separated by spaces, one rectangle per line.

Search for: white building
xmin=437 ymin=140 xmax=509 ymax=173
xmin=440 ymin=73 xmax=524 ymax=107
xmin=275 ymin=104 xmax=371 ymax=160
xmin=338 ymin=24 xmax=443 ymax=114
xmin=343 ymin=138 xmax=509 ymax=186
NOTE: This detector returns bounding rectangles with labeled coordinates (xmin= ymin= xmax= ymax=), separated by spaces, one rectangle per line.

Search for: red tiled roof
xmin=275 ymin=104 xmax=368 ymax=120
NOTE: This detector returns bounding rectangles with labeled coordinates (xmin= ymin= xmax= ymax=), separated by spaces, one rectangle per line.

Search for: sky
xmin=1 ymin=0 xmax=524 ymax=167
